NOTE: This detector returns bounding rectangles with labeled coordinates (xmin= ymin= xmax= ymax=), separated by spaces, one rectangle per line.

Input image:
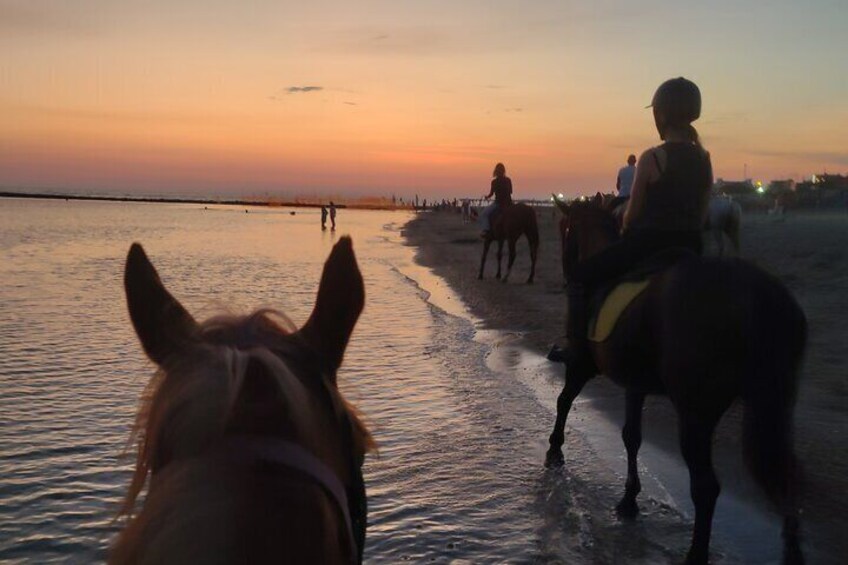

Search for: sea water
xmin=0 ymin=198 xmax=790 ymax=563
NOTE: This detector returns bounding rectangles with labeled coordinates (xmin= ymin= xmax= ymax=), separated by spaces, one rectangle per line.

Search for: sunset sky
xmin=1 ymin=0 xmax=846 ymax=198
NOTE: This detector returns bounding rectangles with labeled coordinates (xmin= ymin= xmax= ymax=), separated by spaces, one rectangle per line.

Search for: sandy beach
xmin=404 ymin=207 xmax=848 ymax=561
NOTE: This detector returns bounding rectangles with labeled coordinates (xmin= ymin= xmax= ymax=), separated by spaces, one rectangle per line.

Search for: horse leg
xmin=502 ymin=237 xmax=517 ymax=283
xmin=478 ymin=239 xmax=492 ymax=280
xmin=545 ymin=365 xmax=592 ymax=468
xmin=561 ymin=246 xmax=568 ymax=287
xmin=616 ymin=389 xmax=646 ymax=518
xmin=527 ymin=237 xmax=538 ymax=284
xmin=680 ymin=415 xmax=721 ymax=565
xmin=495 ymin=240 xmax=504 ymax=280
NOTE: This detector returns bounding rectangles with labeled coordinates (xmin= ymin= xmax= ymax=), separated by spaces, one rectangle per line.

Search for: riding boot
xmin=563 ymin=282 xmax=592 ymax=370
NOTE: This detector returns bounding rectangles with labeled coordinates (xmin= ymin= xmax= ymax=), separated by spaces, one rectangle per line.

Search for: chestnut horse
xmin=478 ymin=202 xmax=540 ymax=283
xmin=112 ymin=238 xmax=374 ymax=564
xmin=546 ymin=199 xmax=806 ymax=565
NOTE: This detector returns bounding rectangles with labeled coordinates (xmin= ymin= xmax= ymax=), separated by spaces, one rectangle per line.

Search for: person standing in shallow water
xmin=479 ymin=162 xmax=513 ymax=237
xmin=320 ymin=205 xmax=328 ymax=230
xmin=562 ymin=77 xmax=713 ymax=364
xmin=329 ymin=201 xmax=337 ymax=230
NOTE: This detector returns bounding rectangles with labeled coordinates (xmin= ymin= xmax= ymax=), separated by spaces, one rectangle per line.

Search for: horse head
xmin=114 ymin=238 xmax=373 ymax=564
xmin=553 ymin=195 xmax=619 ymax=283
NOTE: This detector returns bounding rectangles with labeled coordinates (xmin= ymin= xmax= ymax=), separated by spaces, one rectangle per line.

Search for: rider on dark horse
xmin=608 ymin=153 xmax=637 ymax=218
xmin=480 ymin=162 xmax=513 ymax=238
xmin=563 ymin=77 xmax=713 ymax=366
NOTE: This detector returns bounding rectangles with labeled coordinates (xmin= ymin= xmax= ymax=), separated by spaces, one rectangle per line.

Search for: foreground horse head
xmin=112 ymin=238 xmax=374 ymax=564
xmin=547 ymin=201 xmax=806 ymax=564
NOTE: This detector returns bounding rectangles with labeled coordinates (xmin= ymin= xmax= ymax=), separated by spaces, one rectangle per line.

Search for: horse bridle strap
xmin=219 ymin=436 xmax=358 ymax=564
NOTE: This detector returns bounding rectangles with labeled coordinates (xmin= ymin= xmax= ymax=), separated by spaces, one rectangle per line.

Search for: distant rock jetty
xmin=0 ymin=191 xmax=413 ymax=211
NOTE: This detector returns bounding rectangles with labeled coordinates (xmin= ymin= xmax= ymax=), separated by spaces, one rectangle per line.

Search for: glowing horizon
xmin=1 ymin=0 xmax=846 ymax=198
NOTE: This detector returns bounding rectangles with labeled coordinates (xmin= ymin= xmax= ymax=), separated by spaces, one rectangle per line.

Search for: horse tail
xmin=741 ymin=276 xmax=806 ymax=511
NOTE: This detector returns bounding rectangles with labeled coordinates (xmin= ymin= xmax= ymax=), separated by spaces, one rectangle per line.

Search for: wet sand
xmin=404 ymin=208 xmax=847 ymax=563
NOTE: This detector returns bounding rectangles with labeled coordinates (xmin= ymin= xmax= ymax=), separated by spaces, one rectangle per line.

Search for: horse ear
xmin=298 ymin=237 xmax=364 ymax=377
xmin=552 ymin=194 xmax=569 ymax=217
xmin=124 ymin=243 xmax=198 ymax=366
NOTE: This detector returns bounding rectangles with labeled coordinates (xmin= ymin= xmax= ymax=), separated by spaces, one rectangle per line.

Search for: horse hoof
xmin=495 ymin=274 xmax=501 ymax=280
xmin=783 ymin=544 xmax=804 ymax=565
xmin=478 ymin=275 xmax=483 ymax=280
xmin=526 ymin=278 xmax=534 ymax=285
xmin=544 ymin=449 xmax=564 ymax=468
xmin=615 ymin=498 xmax=640 ymax=519
xmin=684 ymin=548 xmax=708 ymax=565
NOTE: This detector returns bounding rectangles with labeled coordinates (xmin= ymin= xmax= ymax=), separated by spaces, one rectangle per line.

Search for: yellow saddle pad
xmin=588 ymin=280 xmax=650 ymax=343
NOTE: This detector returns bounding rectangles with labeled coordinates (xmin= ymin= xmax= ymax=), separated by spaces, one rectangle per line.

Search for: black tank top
xmin=633 ymin=142 xmax=711 ymax=231
xmin=492 ymin=176 xmax=513 ymax=205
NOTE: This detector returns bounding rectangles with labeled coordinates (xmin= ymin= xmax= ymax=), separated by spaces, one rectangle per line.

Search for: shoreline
xmin=0 ymin=191 xmax=410 ymax=211
xmin=403 ymin=208 xmax=847 ymax=563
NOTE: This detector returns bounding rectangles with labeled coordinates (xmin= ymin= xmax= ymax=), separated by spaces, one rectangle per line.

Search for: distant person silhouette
xmin=321 ymin=205 xmax=328 ymax=230
xmin=617 ymin=154 xmax=637 ymax=198
xmin=611 ymin=154 xmax=637 ymax=211
xmin=329 ymin=202 xmax=337 ymax=230
xmin=479 ymin=162 xmax=513 ymax=237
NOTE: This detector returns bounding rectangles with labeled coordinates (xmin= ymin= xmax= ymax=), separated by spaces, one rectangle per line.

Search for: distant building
xmin=795 ymin=173 xmax=848 ymax=208
xmin=767 ymin=179 xmax=795 ymax=195
xmin=714 ymin=178 xmax=755 ymax=196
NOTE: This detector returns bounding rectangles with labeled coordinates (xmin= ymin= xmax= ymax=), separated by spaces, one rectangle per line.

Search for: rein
xmin=217 ymin=435 xmax=359 ymax=564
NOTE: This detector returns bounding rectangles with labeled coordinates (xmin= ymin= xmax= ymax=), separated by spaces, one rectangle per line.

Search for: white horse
xmin=705 ymin=195 xmax=741 ymax=256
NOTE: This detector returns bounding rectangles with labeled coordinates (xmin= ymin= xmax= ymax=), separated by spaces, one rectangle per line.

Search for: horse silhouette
xmin=478 ymin=202 xmax=540 ymax=283
xmin=547 ymin=198 xmax=805 ymax=565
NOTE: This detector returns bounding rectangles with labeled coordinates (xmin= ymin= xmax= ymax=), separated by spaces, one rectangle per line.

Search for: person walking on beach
xmin=562 ymin=77 xmax=713 ymax=364
xmin=479 ymin=162 xmax=513 ymax=237
xmin=329 ymin=201 xmax=337 ymax=230
xmin=320 ymin=205 xmax=328 ymax=230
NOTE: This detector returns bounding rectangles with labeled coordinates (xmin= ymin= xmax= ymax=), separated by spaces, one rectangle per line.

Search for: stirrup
xmin=547 ymin=338 xmax=589 ymax=365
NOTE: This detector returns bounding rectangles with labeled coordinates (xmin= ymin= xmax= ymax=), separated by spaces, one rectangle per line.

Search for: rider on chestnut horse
xmin=480 ymin=162 xmax=513 ymax=238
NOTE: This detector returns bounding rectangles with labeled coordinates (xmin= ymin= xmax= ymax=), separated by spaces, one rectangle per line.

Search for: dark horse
xmin=478 ymin=202 xmax=540 ymax=283
xmin=560 ymin=194 xmax=742 ymax=284
xmin=546 ymin=199 xmax=806 ymax=565
xmin=112 ymin=238 xmax=374 ymax=564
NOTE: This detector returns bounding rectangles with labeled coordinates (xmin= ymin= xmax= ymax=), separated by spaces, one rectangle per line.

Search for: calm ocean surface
xmin=0 ymin=198 xmax=789 ymax=564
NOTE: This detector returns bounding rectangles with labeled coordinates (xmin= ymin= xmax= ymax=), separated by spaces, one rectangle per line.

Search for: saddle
xmin=588 ymin=248 xmax=695 ymax=342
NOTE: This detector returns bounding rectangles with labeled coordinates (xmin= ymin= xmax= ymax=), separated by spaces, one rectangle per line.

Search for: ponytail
xmin=685 ymin=124 xmax=701 ymax=147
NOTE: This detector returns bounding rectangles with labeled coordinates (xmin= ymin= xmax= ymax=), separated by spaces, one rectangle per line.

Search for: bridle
xmin=256 ymin=342 xmax=368 ymax=565
xmin=162 ymin=336 xmax=368 ymax=564
xmin=217 ymin=432 xmax=364 ymax=565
